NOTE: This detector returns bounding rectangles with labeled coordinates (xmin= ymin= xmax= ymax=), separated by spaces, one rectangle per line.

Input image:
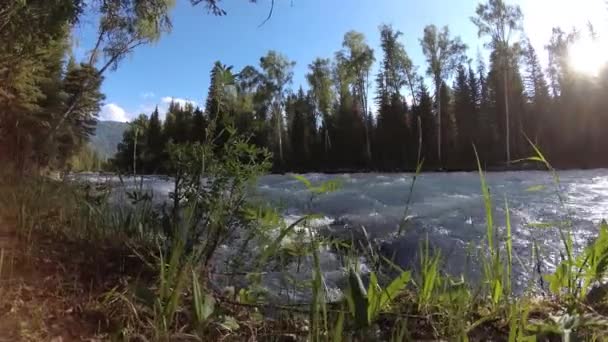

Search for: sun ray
xmin=568 ymin=37 xmax=608 ymax=76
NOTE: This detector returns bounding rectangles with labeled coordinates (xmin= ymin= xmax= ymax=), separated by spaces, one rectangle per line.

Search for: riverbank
xmin=2 ymin=175 xmax=608 ymax=340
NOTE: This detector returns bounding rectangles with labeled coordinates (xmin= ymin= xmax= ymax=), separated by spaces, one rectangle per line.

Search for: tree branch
xmin=257 ymin=0 xmax=275 ymax=27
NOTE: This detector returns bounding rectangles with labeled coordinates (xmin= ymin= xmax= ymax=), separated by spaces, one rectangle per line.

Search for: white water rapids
xmin=75 ymin=170 xmax=608 ymax=301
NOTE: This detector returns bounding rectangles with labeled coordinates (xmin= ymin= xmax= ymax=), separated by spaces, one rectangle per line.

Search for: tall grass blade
xmin=505 ymin=197 xmax=513 ymax=297
xmin=332 ymin=310 xmax=345 ymax=342
xmin=473 ymin=145 xmax=494 ymax=253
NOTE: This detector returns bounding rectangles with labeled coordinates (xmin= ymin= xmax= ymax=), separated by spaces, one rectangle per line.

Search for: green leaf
xmin=331 ymin=310 xmax=345 ymax=342
xmin=203 ymin=294 xmax=215 ymax=321
xmin=367 ymin=272 xmax=380 ymax=322
xmin=257 ymin=215 xmax=309 ymax=267
xmin=219 ymin=315 xmax=240 ymax=331
xmin=525 ymin=156 xmax=545 ymax=163
xmin=505 ymin=197 xmax=513 ymax=295
xmin=292 ymin=174 xmax=312 ymax=189
xmin=473 ymin=145 xmax=494 ymax=253
xmin=347 ymin=267 xmax=369 ymax=328
xmin=525 ymin=185 xmax=545 ymax=192
xmin=492 ymin=279 xmax=502 ymax=304
xmin=312 ymin=179 xmax=342 ymax=194
xmin=527 ymin=222 xmax=561 ymax=229
xmin=380 ymin=271 xmax=411 ymax=309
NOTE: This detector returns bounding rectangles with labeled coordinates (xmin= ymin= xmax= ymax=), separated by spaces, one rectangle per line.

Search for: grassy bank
xmin=3 ymin=157 xmax=608 ymax=341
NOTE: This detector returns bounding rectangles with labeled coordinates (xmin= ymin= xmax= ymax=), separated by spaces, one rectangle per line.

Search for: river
xmin=75 ymin=170 xmax=608 ymax=300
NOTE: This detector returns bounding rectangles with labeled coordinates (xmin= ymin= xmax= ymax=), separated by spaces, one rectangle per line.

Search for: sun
xmin=568 ymin=38 xmax=608 ymax=76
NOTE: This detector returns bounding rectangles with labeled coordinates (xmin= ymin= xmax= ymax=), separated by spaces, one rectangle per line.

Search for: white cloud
xmin=161 ymin=96 xmax=198 ymax=107
xmin=141 ymin=91 xmax=156 ymax=99
xmin=100 ymin=103 xmax=130 ymax=122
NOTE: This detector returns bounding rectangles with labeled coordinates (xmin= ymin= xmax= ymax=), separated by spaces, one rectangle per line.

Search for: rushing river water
xmin=76 ymin=170 xmax=608 ymax=300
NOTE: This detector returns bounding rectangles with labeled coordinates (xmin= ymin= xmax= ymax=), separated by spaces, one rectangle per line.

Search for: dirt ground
xmin=0 ymin=219 xmax=113 ymax=341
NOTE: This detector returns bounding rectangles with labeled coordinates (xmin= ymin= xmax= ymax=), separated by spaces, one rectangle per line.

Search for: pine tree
xmin=472 ymin=0 xmax=524 ymax=163
xmin=287 ymin=88 xmax=316 ymax=170
xmin=374 ymin=25 xmax=414 ymax=170
xmin=56 ymin=62 xmax=105 ymax=163
xmin=521 ymin=39 xmax=550 ymax=149
xmin=453 ymin=64 xmax=476 ymax=167
xmin=336 ymin=31 xmax=375 ymax=165
xmin=413 ymin=80 xmax=436 ymax=167
xmin=334 ymin=93 xmax=366 ymax=169
xmin=146 ymin=106 xmax=164 ymax=173
xmin=191 ymin=107 xmax=207 ymax=143
xmin=420 ymin=25 xmax=467 ymax=167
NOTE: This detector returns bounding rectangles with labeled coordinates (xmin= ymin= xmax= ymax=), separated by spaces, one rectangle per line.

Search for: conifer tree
xmin=472 ymin=0 xmax=523 ymax=163
xmin=336 ymin=31 xmax=375 ymax=165
xmin=146 ymin=106 xmax=164 ymax=173
xmin=420 ymin=25 xmax=467 ymax=167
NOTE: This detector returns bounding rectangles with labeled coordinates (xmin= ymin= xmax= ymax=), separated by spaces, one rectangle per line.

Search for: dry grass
xmin=0 ymin=220 xmax=109 ymax=341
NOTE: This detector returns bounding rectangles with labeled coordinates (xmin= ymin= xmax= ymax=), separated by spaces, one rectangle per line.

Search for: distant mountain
xmin=90 ymin=120 xmax=129 ymax=159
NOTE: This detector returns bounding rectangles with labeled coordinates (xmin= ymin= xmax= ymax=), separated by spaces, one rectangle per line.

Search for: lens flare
xmin=568 ymin=38 xmax=608 ymax=76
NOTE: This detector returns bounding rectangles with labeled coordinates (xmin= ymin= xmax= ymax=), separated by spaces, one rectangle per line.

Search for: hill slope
xmin=89 ymin=121 xmax=128 ymax=159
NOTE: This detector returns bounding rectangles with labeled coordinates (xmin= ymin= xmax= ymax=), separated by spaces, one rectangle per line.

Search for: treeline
xmin=0 ymin=0 xmax=242 ymax=174
xmin=0 ymin=1 xmax=105 ymax=173
xmin=113 ymin=2 xmax=608 ymax=173
xmin=3 ymin=0 xmax=606 ymax=174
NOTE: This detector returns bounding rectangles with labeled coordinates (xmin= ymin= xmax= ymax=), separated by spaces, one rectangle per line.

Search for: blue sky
xmin=77 ymin=0 xmax=607 ymax=122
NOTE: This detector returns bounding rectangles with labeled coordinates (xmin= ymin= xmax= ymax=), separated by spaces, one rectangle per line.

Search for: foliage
xmin=68 ymin=145 xmax=107 ymax=172
xmin=420 ymin=24 xmax=467 ymax=167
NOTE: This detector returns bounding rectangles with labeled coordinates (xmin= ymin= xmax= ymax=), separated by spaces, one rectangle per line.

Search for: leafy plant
xmin=192 ymin=270 xmax=216 ymax=327
xmin=344 ymin=266 xmax=411 ymax=329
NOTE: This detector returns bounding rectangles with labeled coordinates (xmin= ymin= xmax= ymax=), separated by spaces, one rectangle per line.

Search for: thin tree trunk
xmin=43 ymin=40 xmax=144 ymax=146
xmin=276 ymin=102 xmax=283 ymax=165
xmin=436 ymin=83 xmax=442 ymax=168
xmin=405 ymin=70 xmax=420 ymax=167
xmin=417 ymin=116 xmax=422 ymax=165
xmin=363 ymin=112 xmax=371 ymax=164
xmin=362 ymin=74 xmax=372 ymax=165
xmin=503 ymin=67 xmax=510 ymax=163
xmin=133 ymin=128 xmax=138 ymax=175
xmin=324 ymin=122 xmax=331 ymax=161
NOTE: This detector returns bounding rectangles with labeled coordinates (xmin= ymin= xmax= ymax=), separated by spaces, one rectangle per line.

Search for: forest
xmin=4 ymin=1 xmax=608 ymax=340
xmin=111 ymin=21 xmax=608 ymax=173
xmin=2 ymin=1 xmax=607 ymax=174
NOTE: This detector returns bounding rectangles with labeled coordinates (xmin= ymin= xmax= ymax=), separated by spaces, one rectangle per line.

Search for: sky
xmin=74 ymin=0 xmax=608 ymax=122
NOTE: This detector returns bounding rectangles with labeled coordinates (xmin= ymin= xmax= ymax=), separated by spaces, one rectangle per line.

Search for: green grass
xmin=6 ymin=144 xmax=608 ymax=340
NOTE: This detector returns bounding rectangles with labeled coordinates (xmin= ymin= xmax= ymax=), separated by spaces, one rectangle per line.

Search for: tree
xmin=453 ymin=65 xmax=470 ymax=161
xmin=59 ymin=62 xmax=105 ymax=150
xmin=146 ymin=106 xmax=165 ymax=172
xmin=190 ymin=0 xmax=261 ymax=15
xmin=306 ymin=58 xmax=335 ymax=160
xmin=286 ymin=88 xmax=316 ymax=170
xmin=46 ymin=0 xmax=176 ymax=142
xmin=113 ymin=114 xmax=149 ymax=174
xmin=0 ymin=1 xmax=80 ymax=171
xmin=205 ymin=62 xmax=237 ymax=147
xmin=412 ymin=79 xmax=435 ymax=166
xmin=336 ymin=31 xmax=375 ymax=165
xmin=472 ymin=0 xmax=523 ymax=163
xmin=521 ymin=39 xmax=550 ymax=147
xmin=420 ymin=25 xmax=467 ymax=167
xmin=0 ymin=0 xmax=278 ymax=173
xmin=235 ymin=65 xmax=269 ymax=146
xmin=375 ymin=25 xmax=414 ymax=169
xmin=259 ymin=51 xmax=295 ymax=168
xmin=191 ymin=107 xmax=207 ymax=142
